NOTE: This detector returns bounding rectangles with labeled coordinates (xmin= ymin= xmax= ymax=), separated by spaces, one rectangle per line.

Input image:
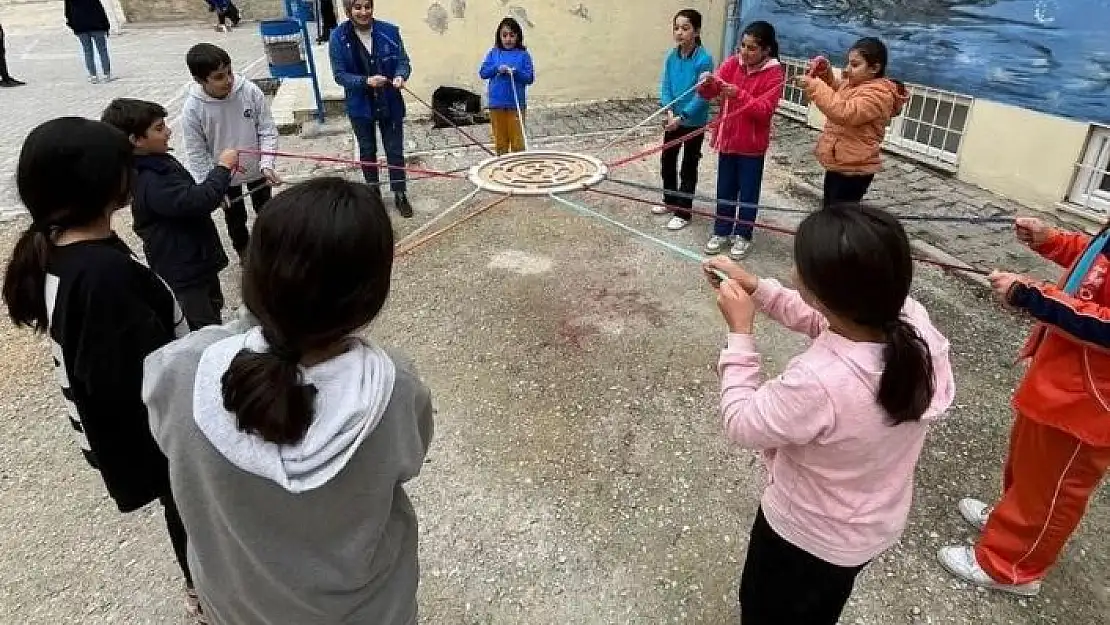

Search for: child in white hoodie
xmin=143 ymin=177 xmax=434 ymax=624
xmin=182 ymin=43 xmax=280 ymax=259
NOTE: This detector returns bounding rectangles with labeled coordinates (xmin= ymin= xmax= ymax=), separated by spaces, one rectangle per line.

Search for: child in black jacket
xmin=102 ymin=98 xmax=237 ymax=329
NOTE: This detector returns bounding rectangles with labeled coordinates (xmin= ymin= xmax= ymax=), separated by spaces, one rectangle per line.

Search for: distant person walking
xmin=0 ymin=23 xmax=26 ymax=87
xmin=64 ymin=0 xmax=113 ymax=83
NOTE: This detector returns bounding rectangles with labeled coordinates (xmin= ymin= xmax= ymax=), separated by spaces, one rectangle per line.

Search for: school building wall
xmin=117 ymin=0 xmax=281 ymax=23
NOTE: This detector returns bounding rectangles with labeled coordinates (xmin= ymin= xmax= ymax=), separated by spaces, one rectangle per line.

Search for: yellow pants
xmin=490 ymin=109 xmax=526 ymax=155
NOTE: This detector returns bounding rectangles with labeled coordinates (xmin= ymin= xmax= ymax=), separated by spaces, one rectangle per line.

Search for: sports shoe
xmin=705 ymin=235 xmax=730 ymax=255
xmin=665 ymin=216 xmax=689 ymax=231
xmin=395 ymin=193 xmax=414 ymax=218
xmin=0 ymin=77 xmax=26 ymax=87
xmin=103 ymin=73 xmax=114 ymax=83
xmin=185 ymin=586 xmax=210 ymax=624
xmin=958 ymin=498 xmax=992 ymax=531
xmin=89 ymin=75 xmax=100 ymax=84
xmin=937 ymin=546 xmax=1041 ymax=597
xmin=729 ymin=238 xmax=752 ymax=260
xmin=651 ymin=205 xmax=670 ymax=215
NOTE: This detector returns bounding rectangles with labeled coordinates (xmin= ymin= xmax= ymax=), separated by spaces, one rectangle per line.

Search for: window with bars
xmin=777 ymin=57 xmax=809 ymax=119
xmin=1068 ymin=127 xmax=1110 ymax=215
xmin=885 ymin=86 xmax=973 ymax=166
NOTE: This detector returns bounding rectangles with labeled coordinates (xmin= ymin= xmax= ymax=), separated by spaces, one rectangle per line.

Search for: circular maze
xmin=468 ymin=150 xmax=608 ymax=196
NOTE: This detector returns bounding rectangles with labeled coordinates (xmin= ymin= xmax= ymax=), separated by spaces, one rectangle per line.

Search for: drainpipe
xmin=721 ymin=0 xmax=743 ymax=62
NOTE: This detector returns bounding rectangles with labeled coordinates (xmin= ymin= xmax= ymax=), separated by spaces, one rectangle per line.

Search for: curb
xmin=783 ymin=177 xmax=991 ymax=291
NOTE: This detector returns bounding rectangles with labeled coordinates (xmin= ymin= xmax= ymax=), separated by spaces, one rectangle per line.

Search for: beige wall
xmin=118 ymin=0 xmax=281 ymax=22
xmin=370 ymin=0 xmax=726 ymax=106
xmin=956 ymin=99 xmax=1088 ymax=209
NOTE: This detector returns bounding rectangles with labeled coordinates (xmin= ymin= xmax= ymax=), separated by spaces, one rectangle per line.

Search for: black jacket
xmin=131 ymin=153 xmax=230 ymax=289
xmin=64 ymin=0 xmax=110 ymax=34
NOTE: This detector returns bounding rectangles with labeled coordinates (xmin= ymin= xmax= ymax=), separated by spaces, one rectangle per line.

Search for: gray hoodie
xmin=181 ymin=78 xmax=279 ymax=186
xmin=143 ymin=318 xmax=433 ymax=624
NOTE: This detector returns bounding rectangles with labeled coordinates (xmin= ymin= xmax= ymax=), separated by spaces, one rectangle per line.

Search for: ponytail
xmin=221 ymin=336 xmax=318 ymax=445
xmin=878 ymin=318 xmax=935 ymax=425
xmin=3 ymin=226 xmax=53 ymax=331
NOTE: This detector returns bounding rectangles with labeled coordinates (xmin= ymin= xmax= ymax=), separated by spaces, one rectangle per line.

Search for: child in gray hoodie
xmin=143 ymin=177 xmax=434 ymax=624
xmin=182 ymin=43 xmax=280 ymax=258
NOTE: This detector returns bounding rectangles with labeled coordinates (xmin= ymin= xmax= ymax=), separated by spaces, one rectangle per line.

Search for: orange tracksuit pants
xmin=975 ymin=412 xmax=1110 ymax=584
xmin=490 ymin=109 xmax=525 ymax=155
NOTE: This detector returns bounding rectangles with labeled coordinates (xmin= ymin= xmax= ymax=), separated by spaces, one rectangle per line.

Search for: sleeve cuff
xmin=725 ymin=332 xmax=756 ymax=352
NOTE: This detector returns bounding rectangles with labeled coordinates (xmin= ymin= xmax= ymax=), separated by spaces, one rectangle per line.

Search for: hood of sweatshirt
xmin=191 ymin=327 xmax=397 ymax=493
xmin=860 ymin=77 xmax=909 ymax=117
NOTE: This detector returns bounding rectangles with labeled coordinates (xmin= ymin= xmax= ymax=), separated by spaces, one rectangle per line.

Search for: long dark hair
xmin=794 ymin=204 xmax=934 ymax=425
xmin=3 ymin=117 xmax=133 ymax=332
xmin=741 ymin=20 xmax=779 ymax=59
xmin=220 ymin=177 xmax=395 ymax=445
xmin=495 ymin=17 xmax=526 ymax=50
xmin=851 ymin=37 xmax=888 ymax=77
xmin=674 ymin=8 xmax=703 ymax=48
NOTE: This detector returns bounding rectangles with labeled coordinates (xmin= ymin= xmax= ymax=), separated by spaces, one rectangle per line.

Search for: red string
xmin=401 ymin=86 xmax=497 ymax=157
xmin=584 ymin=187 xmax=991 ymax=277
xmin=238 ymin=149 xmax=469 ymax=180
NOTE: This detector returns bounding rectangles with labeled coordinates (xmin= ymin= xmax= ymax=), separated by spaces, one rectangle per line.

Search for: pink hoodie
xmin=718 ymin=279 xmax=955 ymax=567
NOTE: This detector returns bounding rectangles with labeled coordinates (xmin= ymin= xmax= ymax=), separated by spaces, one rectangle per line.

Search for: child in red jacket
xmin=939 ymin=217 xmax=1110 ymax=596
xmin=696 ymin=21 xmax=784 ymax=260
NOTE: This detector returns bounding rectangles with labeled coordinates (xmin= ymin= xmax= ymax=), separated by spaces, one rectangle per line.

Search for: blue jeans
xmin=350 ymin=116 xmax=407 ymax=194
xmin=77 ymin=31 xmax=110 ymax=77
xmin=715 ymin=154 xmax=765 ymax=239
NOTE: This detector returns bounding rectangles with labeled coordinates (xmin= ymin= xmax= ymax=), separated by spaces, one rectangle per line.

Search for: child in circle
xmin=652 ymin=8 xmax=714 ymax=232
xmin=143 ymin=177 xmax=435 ymax=624
xmin=704 ymin=203 xmax=955 ymax=624
xmin=799 ymin=37 xmax=908 ymax=206
xmin=479 ymin=17 xmax=535 ymax=155
xmin=2 ymin=118 xmax=200 ymax=621
xmin=697 ymin=21 xmax=784 ymax=260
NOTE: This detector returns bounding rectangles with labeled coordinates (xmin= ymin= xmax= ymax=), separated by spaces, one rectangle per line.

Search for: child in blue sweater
xmin=653 ymin=9 xmax=714 ymax=231
xmin=479 ymin=17 xmax=535 ymax=155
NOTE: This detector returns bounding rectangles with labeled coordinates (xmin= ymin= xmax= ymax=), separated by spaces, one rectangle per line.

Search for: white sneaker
xmin=89 ymin=75 xmax=100 ymax=84
xmin=729 ymin=238 xmax=753 ymax=260
xmin=651 ymin=205 xmax=670 ymax=215
xmin=665 ymin=216 xmax=689 ymax=231
xmin=937 ymin=546 xmax=1042 ymax=597
xmin=958 ymin=498 xmax=992 ymax=531
xmin=705 ymin=235 xmax=730 ymax=255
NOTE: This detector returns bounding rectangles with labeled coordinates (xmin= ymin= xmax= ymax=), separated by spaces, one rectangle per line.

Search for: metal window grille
xmin=1068 ymin=127 xmax=1110 ymax=216
xmin=885 ymin=84 xmax=973 ymax=166
xmin=777 ymin=56 xmax=809 ymax=120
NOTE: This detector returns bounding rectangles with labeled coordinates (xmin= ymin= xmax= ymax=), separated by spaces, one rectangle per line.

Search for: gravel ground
xmin=0 ymin=129 xmax=1107 ymax=624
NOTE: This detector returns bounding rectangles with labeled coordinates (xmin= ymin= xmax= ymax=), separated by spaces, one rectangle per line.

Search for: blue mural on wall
xmin=739 ymin=0 xmax=1110 ymax=122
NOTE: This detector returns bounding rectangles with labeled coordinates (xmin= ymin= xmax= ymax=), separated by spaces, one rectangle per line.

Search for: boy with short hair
xmin=101 ymin=97 xmax=237 ymax=330
xmin=182 ymin=43 xmax=280 ymax=258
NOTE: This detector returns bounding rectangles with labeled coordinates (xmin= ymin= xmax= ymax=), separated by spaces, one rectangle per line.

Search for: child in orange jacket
xmin=939 ymin=217 xmax=1110 ymax=596
xmin=799 ymin=37 xmax=907 ymax=207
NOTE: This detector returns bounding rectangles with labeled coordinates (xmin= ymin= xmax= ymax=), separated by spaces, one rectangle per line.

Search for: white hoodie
xmin=181 ymin=78 xmax=279 ymax=186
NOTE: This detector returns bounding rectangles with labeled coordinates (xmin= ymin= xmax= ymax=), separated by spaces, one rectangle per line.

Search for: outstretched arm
xmin=1010 ymin=281 xmax=1110 ymax=348
xmin=1034 ymin=229 xmax=1095 ymax=269
xmin=752 ymin=278 xmax=828 ymax=338
xmin=804 ymin=78 xmax=889 ymax=126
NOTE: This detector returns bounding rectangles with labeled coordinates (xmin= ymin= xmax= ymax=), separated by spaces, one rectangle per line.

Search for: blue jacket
xmin=329 ymin=19 xmax=412 ymax=120
xmin=660 ymin=45 xmax=714 ymax=127
xmin=479 ymin=47 xmax=535 ymax=110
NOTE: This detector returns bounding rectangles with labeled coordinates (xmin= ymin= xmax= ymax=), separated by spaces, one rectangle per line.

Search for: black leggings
xmin=822 ymin=171 xmax=875 ymax=207
xmin=160 ymin=493 xmax=193 ymax=587
xmin=0 ymin=23 xmax=10 ymax=79
xmin=739 ymin=507 xmax=867 ymax=625
xmin=225 ymin=181 xmax=272 ymax=255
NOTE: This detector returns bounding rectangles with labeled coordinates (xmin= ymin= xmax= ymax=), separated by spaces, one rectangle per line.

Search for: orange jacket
xmin=1009 ymin=228 xmax=1110 ymax=446
xmin=803 ymin=73 xmax=907 ymax=175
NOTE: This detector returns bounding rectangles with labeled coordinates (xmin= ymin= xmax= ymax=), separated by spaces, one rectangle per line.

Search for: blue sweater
xmin=329 ymin=20 xmax=412 ymax=120
xmin=479 ymin=47 xmax=535 ymax=110
xmin=660 ymin=45 xmax=714 ymax=127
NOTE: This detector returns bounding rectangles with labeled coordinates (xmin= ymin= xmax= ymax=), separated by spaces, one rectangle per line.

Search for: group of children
xmin=3 ymin=8 xmax=1110 ymax=625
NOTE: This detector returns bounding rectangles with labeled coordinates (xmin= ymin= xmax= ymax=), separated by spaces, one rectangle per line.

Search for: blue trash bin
xmin=260 ymin=19 xmax=309 ymax=78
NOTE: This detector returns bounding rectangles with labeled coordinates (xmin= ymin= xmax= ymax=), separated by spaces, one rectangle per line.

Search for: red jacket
xmin=1010 ymin=228 xmax=1110 ymax=446
xmin=697 ymin=56 xmax=785 ymax=156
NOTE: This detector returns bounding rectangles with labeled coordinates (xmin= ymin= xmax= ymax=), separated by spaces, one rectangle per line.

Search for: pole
xmin=300 ymin=20 xmax=327 ymax=122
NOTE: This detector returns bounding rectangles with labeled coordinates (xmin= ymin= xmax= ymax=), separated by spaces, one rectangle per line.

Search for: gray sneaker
xmin=958 ymin=498 xmax=991 ymax=531
xmin=704 ymin=235 xmax=730 ymax=255
xmin=729 ymin=238 xmax=752 ymax=260
xmin=938 ymin=546 xmax=1041 ymax=596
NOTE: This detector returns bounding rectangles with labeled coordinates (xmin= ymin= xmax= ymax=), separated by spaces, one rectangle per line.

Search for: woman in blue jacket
xmin=478 ymin=17 xmax=535 ymax=155
xmin=329 ymin=0 xmax=414 ymax=218
xmin=653 ymin=8 xmax=714 ymax=231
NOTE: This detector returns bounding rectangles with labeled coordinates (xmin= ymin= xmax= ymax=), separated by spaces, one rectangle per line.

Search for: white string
xmin=509 ymin=69 xmax=530 ymax=152
xmin=596 ymin=78 xmax=709 ymax=155
xmin=395 ymin=187 xmax=481 ymax=249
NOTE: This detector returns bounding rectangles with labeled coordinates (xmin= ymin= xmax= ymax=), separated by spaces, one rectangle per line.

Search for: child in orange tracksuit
xmin=938 ymin=216 xmax=1110 ymax=596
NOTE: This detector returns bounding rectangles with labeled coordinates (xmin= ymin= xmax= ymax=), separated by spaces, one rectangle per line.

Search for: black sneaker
xmin=0 ymin=77 xmax=26 ymax=87
xmin=395 ymin=193 xmax=414 ymax=218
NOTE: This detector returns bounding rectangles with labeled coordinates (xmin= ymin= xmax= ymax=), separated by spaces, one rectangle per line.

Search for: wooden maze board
xmin=468 ymin=151 xmax=608 ymax=196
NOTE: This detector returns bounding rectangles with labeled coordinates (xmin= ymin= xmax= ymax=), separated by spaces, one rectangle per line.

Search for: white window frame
xmin=885 ymin=84 xmax=973 ymax=169
xmin=1067 ymin=126 xmax=1110 ymax=216
xmin=776 ymin=56 xmax=810 ymax=121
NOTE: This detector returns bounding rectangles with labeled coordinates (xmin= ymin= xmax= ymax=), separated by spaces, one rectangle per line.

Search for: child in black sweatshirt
xmin=102 ymin=98 xmax=237 ymax=329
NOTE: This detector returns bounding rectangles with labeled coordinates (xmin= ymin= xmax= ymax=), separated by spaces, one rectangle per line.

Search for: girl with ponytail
xmin=142 ymin=177 xmax=434 ymax=624
xmin=702 ymin=203 xmax=955 ymax=623
xmin=2 ymin=118 xmax=200 ymax=620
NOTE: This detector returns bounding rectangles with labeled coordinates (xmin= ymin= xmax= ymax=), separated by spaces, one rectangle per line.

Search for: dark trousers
xmin=318 ymin=0 xmax=337 ymax=37
xmin=215 ymin=2 xmax=240 ymax=26
xmin=822 ymin=171 xmax=875 ymax=207
xmin=0 ymin=24 xmax=11 ymax=79
xmin=715 ymin=154 xmax=765 ymax=239
xmin=350 ymin=116 xmax=407 ymax=194
xmin=660 ymin=125 xmax=704 ymax=221
xmin=225 ymin=180 xmax=272 ymax=255
xmin=174 ymin=276 xmax=224 ymax=330
xmin=739 ymin=507 xmax=867 ymax=625
xmin=160 ymin=493 xmax=193 ymax=587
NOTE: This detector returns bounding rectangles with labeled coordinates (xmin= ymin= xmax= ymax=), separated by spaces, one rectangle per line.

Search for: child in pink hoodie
xmin=703 ymin=204 xmax=955 ymax=624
